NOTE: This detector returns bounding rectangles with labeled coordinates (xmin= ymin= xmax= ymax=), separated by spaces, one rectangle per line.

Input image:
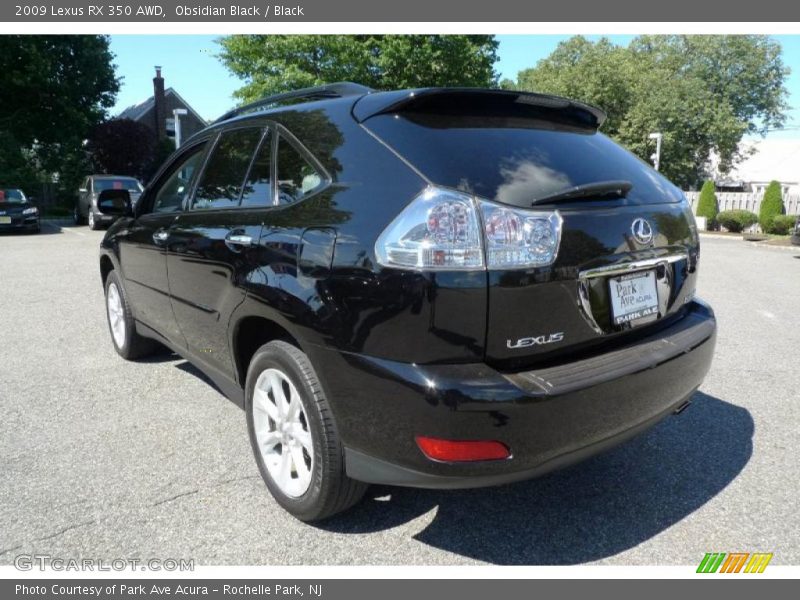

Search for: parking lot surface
xmin=0 ymin=224 xmax=798 ymax=565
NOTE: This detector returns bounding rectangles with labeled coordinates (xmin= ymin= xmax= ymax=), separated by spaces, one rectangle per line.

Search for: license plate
xmin=609 ymin=269 xmax=659 ymax=326
xmin=0 ymin=216 xmax=10 ymax=224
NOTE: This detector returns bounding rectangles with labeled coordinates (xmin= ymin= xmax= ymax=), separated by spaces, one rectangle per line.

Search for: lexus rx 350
xmin=98 ymin=83 xmax=716 ymax=521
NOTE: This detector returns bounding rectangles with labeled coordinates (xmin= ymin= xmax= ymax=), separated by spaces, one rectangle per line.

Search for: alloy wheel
xmin=252 ymin=368 xmax=314 ymax=497
xmin=106 ymin=282 xmax=126 ymax=349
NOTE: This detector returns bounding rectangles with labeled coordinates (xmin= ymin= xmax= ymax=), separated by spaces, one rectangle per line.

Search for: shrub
xmin=717 ymin=209 xmax=758 ymax=233
xmin=759 ymin=180 xmax=784 ymax=233
xmin=769 ymin=214 xmax=797 ymax=235
xmin=695 ymin=180 xmax=718 ymax=228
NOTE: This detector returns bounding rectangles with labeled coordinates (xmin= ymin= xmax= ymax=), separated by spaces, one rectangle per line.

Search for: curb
xmin=699 ymin=232 xmax=799 ymax=252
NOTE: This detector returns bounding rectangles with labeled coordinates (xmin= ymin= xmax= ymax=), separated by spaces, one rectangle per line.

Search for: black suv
xmin=99 ymin=83 xmax=716 ymax=521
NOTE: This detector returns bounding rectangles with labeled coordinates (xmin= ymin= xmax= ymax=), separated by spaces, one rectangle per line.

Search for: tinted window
xmin=193 ymin=128 xmax=263 ymax=210
xmin=151 ymin=144 xmax=206 ymax=214
xmin=94 ymin=178 xmax=142 ymax=192
xmin=240 ymin=130 xmax=272 ymax=207
xmin=0 ymin=189 xmax=26 ymax=203
xmin=364 ymin=113 xmax=684 ymax=206
xmin=276 ymin=136 xmax=324 ymax=206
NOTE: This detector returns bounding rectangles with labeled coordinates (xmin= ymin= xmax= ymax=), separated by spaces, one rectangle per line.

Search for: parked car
xmin=0 ymin=188 xmax=40 ymax=233
xmin=75 ymin=175 xmax=143 ymax=230
xmin=792 ymin=215 xmax=800 ymax=246
xmin=98 ymin=83 xmax=717 ymax=521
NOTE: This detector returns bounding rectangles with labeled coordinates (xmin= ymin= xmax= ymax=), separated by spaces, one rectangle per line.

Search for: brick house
xmin=117 ymin=67 xmax=206 ymax=144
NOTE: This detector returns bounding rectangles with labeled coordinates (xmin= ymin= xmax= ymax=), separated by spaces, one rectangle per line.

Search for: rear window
xmin=364 ymin=113 xmax=683 ymax=206
xmin=0 ymin=189 xmax=26 ymax=203
xmin=94 ymin=178 xmax=142 ymax=193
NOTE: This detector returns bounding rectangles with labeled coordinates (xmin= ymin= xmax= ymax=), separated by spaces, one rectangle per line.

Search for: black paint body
xmin=100 ymin=89 xmax=716 ymax=487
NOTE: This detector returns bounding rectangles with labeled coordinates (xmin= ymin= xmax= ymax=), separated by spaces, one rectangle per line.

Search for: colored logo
xmin=696 ymin=552 xmax=773 ymax=573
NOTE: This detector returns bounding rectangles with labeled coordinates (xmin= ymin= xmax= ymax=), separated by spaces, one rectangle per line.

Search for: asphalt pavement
xmin=0 ymin=224 xmax=798 ymax=565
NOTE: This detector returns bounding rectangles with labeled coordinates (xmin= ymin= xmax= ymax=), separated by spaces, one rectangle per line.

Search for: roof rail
xmin=215 ymin=82 xmax=373 ymax=123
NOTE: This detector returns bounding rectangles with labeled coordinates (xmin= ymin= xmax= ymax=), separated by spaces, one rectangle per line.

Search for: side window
xmin=239 ymin=130 xmax=272 ymax=208
xmin=192 ymin=127 xmax=263 ymax=210
xmin=151 ymin=144 xmax=207 ymax=214
xmin=276 ymin=136 xmax=325 ymax=206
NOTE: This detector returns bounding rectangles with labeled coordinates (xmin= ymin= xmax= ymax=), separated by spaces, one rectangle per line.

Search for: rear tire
xmin=88 ymin=210 xmax=101 ymax=230
xmin=245 ymin=340 xmax=367 ymax=521
xmin=104 ymin=271 xmax=159 ymax=360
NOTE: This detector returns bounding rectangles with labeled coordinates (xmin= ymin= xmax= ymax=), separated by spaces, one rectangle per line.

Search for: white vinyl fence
xmin=684 ymin=191 xmax=800 ymax=216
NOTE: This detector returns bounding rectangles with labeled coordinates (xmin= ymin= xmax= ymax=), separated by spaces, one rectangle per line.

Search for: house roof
xmin=725 ymin=139 xmax=800 ymax=185
xmin=116 ymin=87 xmax=207 ymax=126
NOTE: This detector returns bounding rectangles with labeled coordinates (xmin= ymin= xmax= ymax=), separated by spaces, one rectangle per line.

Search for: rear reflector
xmin=415 ymin=436 xmax=510 ymax=462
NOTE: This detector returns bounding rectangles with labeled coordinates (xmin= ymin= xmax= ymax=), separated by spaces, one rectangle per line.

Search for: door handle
xmin=152 ymin=229 xmax=169 ymax=245
xmin=225 ymin=233 xmax=253 ymax=247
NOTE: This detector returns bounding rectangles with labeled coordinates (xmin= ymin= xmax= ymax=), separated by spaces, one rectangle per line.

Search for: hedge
xmin=695 ymin=180 xmax=718 ymax=228
xmin=769 ymin=214 xmax=797 ymax=235
xmin=717 ymin=209 xmax=758 ymax=233
xmin=759 ymin=181 xmax=784 ymax=233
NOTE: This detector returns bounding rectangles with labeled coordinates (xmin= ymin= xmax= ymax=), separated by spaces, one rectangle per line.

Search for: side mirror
xmin=96 ymin=189 xmax=133 ymax=217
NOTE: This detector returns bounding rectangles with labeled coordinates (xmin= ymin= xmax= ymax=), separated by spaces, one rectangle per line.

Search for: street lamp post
xmin=648 ymin=132 xmax=663 ymax=171
xmin=173 ymin=108 xmax=188 ymax=148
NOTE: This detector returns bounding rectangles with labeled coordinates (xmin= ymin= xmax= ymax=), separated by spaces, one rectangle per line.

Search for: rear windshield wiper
xmin=531 ymin=180 xmax=633 ymax=205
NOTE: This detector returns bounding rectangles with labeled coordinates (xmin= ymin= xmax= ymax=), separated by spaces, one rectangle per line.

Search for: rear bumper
xmin=309 ymin=300 xmax=716 ymax=488
xmin=89 ymin=211 xmax=118 ymax=224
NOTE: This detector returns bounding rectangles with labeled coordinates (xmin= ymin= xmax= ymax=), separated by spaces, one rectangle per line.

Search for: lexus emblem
xmin=631 ymin=218 xmax=653 ymax=245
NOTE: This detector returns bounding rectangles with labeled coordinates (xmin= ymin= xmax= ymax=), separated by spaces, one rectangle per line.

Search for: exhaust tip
xmin=673 ymin=399 xmax=692 ymax=415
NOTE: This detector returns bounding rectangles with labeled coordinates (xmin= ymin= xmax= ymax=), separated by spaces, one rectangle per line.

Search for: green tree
xmin=759 ymin=180 xmax=784 ymax=233
xmin=696 ymin=180 xmax=719 ymax=228
xmin=0 ymin=35 xmax=119 ymax=202
xmin=217 ymin=35 xmax=499 ymax=103
xmin=87 ymin=119 xmax=156 ymax=180
xmin=515 ymin=35 xmax=788 ymax=187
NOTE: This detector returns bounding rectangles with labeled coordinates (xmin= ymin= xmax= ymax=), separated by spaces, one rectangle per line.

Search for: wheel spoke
xmin=277 ymin=448 xmax=292 ymax=488
xmin=285 ymin=388 xmax=301 ymax=421
xmin=253 ymin=389 xmax=280 ymax=422
xmin=269 ymin=373 xmax=289 ymax=416
xmin=260 ymin=430 xmax=282 ymax=450
xmin=290 ymin=444 xmax=310 ymax=483
xmin=291 ymin=427 xmax=313 ymax=452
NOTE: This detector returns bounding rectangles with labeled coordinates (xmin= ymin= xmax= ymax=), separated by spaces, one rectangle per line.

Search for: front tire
xmin=246 ymin=340 xmax=367 ymax=521
xmin=104 ymin=271 xmax=158 ymax=360
xmin=73 ymin=204 xmax=84 ymax=225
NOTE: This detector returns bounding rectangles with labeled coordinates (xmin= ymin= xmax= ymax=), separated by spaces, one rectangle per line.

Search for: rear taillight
xmin=415 ymin=436 xmax=511 ymax=462
xmin=375 ymin=186 xmax=562 ymax=271
xmin=480 ymin=202 xmax=562 ymax=269
xmin=375 ymin=187 xmax=484 ymax=270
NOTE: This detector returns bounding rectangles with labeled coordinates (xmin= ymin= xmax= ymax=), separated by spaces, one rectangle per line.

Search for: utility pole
xmin=648 ymin=132 xmax=663 ymax=171
xmin=173 ymin=108 xmax=188 ymax=148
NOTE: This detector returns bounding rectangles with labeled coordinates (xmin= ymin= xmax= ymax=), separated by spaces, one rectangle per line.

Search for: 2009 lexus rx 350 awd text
xmin=98 ymin=83 xmax=716 ymax=521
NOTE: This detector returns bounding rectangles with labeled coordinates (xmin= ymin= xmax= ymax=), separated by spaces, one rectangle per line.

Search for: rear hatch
xmin=357 ymin=89 xmax=700 ymax=369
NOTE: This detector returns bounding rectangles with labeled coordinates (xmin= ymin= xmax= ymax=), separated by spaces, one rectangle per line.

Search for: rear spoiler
xmin=352 ymin=88 xmax=606 ymax=130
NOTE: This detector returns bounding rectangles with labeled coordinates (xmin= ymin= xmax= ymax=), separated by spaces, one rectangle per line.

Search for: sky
xmin=109 ymin=34 xmax=800 ymax=138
